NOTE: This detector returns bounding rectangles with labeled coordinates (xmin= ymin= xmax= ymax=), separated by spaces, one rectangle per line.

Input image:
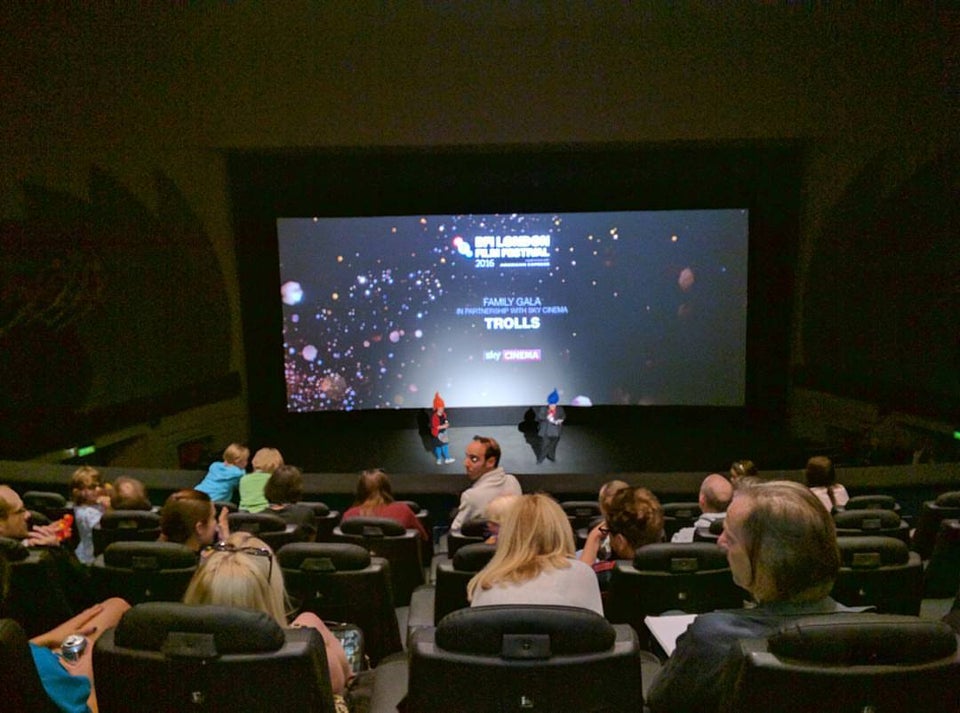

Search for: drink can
xmin=61 ymin=634 xmax=88 ymax=662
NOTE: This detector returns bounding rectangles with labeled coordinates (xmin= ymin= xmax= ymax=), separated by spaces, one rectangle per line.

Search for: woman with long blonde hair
xmin=467 ymin=493 xmax=602 ymax=614
xmin=183 ymin=532 xmax=352 ymax=698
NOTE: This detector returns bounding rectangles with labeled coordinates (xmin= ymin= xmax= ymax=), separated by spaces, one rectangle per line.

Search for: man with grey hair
xmin=648 ymin=479 xmax=862 ymax=713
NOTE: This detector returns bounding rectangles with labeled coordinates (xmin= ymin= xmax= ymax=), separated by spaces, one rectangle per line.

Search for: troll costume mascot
xmin=431 ymin=392 xmax=455 ymax=465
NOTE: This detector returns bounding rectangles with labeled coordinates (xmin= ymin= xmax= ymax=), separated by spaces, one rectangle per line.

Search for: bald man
xmin=671 ymin=473 xmax=733 ymax=543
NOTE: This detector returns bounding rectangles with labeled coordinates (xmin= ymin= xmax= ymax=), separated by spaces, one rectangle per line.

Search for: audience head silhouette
xmin=605 ymin=486 xmax=665 ymax=558
xmin=159 ymin=489 xmax=217 ymax=552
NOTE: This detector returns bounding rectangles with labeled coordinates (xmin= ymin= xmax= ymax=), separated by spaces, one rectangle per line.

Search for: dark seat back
xmin=434 ymin=542 xmax=497 ymax=623
xmin=560 ymin=500 xmax=602 ymax=531
xmin=228 ymin=512 xmax=306 ymax=551
xmin=332 ymin=517 xmax=424 ymax=606
xmin=912 ymin=493 xmax=960 ymax=559
xmin=300 ymin=502 xmax=341 ymax=543
xmin=843 ymin=493 xmax=901 ymax=513
xmin=93 ymin=510 xmax=162 ymax=557
xmin=661 ymin=501 xmax=702 ymax=540
xmin=90 ymin=541 xmax=198 ymax=604
xmin=94 ymin=602 xmax=336 ymax=713
xmin=22 ymin=491 xmax=72 ymax=523
xmin=446 ymin=518 xmax=487 ymax=559
xmin=406 ymin=605 xmax=643 ymax=713
xmin=831 ymin=536 xmax=923 ymax=615
xmin=0 ymin=538 xmax=75 ymax=637
xmin=720 ymin=614 xmax=960 ymax=713
xmin=607 ymin=542 xmax=745 ymax=644
xmin=923 ymin=519 xmax=960 ymax=598
xmin=278 ymin=542 xmax=402 ymax=666
xmin=833 ymin=508 xmax=910 ymax=545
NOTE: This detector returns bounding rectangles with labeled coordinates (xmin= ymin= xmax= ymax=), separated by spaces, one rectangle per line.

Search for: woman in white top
xmin=805 ymin=455 xmax=849 ymax=512
xmin=467 ymin=493 xmax=603 ymax=615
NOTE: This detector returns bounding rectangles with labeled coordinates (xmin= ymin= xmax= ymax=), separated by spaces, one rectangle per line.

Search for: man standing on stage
xmin=536 ymin=389 xmax=565 ymax=464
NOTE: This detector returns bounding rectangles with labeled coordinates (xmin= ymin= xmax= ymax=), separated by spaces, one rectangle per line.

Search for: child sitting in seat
xmin=70 ymin=466 xmax=110 ymax=565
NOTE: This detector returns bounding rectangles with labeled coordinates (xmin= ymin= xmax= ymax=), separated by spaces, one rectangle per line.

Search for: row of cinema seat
xmin=0 ymin=535 xmax=407 ymax=665
xmin=410 ymin=534 xmax=932 ymax=654
xmin=22 ymin=489 xmax=435 ymax=603
xmin=3 ymin=600 xmax=958 ymax=713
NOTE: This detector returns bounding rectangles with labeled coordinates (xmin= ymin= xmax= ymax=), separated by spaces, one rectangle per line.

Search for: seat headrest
xmin=663 ymin=502 xmax=701 ymax=519
xmin=770 ymin=614 xmax=957 ymax=665
xmin=845 ymin=494 xmax=899 ymax=511
xmin=938 ymin=519 xmax=960 ymax=535
xmin=459 ymin=519 xmax=488 ymax=537
xmin=561 ymin=501 xmax=601 ymax=517
xmin=100 ymin=510 xmax=162 ymax=530
xmin=299 ymin=501 xmax=330 ymax=516
xmin=114 ymin=603 xmax=286 ymax=654
xmin=227 ymin=512 xmax=287 ymax=533
xmin=836 ymin=535 xmax=910 ymax=567
xmin=277 ymin=542 xmax=371 ymax=572
xmin=23 ymin=491 xmax=67 ymax=508
xmin=0 ymin=536 xmax=29 ymax=563
xmin=452 ymin=542 xmax=497 ymax=572
xmin=934 ymin=491 xmax=960 ymax=508
xmin=103 ymin=541 xmax=198 ymax=569
xmin=436 ymin=605 xmax=616 ymax=658
xmin=399 ymin=500 xmax=421 ymax=513
xmin=633 ymin=542 xmax=729 ymax=572
xmin=339 ymin=516 xmax=406 ymax=537
xmin=833 ymin=509 xmax=901 ymax=529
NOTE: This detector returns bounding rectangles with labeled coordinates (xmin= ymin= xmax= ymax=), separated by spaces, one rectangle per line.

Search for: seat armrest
xmin=407 ymin=585 xmax=435 ymax=645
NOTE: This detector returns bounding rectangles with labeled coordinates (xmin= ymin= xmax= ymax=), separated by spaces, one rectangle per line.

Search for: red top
xmin=342 ymin=501 xmax=430 ymax=541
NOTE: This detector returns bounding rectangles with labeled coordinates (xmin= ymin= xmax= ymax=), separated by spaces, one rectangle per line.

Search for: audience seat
xmin=408 ymin=542 xmax=498 ymax=641
xmin=22 ymin=491 xmax=71 ymax=521
xmin=0 ymin=537 xmax=75 ymax=638
xmin=831 ymin=536 xmax=923 ymax=615
xmin=692 ymin=517 xmax=724 ymax=543
xmin=720 ymin=613 xmax=960 ymax=713
xmin=446 ymin=518 xmax=487 ymax=559
xmin=560 ymin=500 xmax=602 ymax=531
xmin=300 ymin=501 xmax=341 ymax=543
xmin=911 ymin=492 xmax=960 ymax=559
xmin=0 ymin=618 xmax=61 ymax=713
xmin=395 ymin=605 xmax=647 ymax=713
xmin=332 ymin=516 xmax=424 ymax=606
xmin=843 ymin=493 xmax=901 ymax=514
xmin=923 ymin=518 xmax=960 ymax=598
xmin=434 ymin=542 xmax=496 ymax=623
xmin=227 ymin=511 xmax=307 ymax=551
xmin=212 ymin=500 xmax=238 ymax=513
xmin=90 ymin=541 xmax=198 ymax=604
xmin=661 ymin=501 xmax=702 ymax=540
xmin=277 ymin=542 xmax=403 ymax=667
xmin=607 ymin=542 xmax=746 ymax=646
xmin=399 ymin=499 xmax=434 ymax=562
xmin=94 ymin=602 xmax=337 ymax=713
xmin=833 ymin=508 xmax=911 ymax=545
xmin=92 ymin=510 xmax=162 ymax=557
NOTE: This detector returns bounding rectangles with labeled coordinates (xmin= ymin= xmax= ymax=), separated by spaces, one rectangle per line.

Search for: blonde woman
xmin=467 ymin=493 xmax=603 ymax=615
xmin=184 ymin=532 xmax=352 ymax=699
xmin=239 ymin=447 xmax=284 ymax=513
